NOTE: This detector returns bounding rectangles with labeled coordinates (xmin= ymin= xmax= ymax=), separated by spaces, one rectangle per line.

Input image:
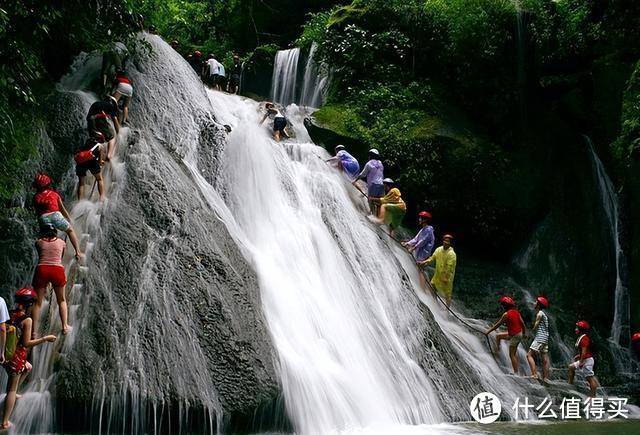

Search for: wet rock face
xmin=47 ymin=35 xmax=281 ymax=431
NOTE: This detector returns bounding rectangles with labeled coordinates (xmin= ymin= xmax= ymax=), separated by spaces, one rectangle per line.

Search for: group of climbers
xmin=326 ymin=145 xmax=457 ymax=306
xmin=0 ymin=45 xmax=135 ymax=428
xmin=184 ymin=48 xmax=243 ymax=94
xmin=483 ymin=295 xmax=601 ymax=397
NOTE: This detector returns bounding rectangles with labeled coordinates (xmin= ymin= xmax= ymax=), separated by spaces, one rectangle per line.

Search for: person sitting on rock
xmin=1 ymin=287 xmax=56 ymax=430
xmin=326 ymin=145 xmax=360 ymax=181
xmin=32 ymin=173 xmax=83 ymax=261
xmin=31 ymin=223 xmax=71 ymax=336
xmin=369 ymin=178 xmax=406 ymax=237
xmin=568 ymin=320 xmax=599 ymax=398
xmin=485 ymin=296 xmax=526 ymax=375
xmin=526 ymin=296 xmax=550 ymax=382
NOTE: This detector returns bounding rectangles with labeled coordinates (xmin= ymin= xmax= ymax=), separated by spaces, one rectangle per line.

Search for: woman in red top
xmin=568 ymin=320 xmax=598 ymax=397
xmin=485 ymin=296 xmax=526 ymax=375
xmin=32 ymin=223 xmax=71 ymax=336
xmin=1 ymin=288 xmax=56 ymax=430
xmin=112 ymin=68 xmax=133 ymax=124
xmin=32 ymin=173 xmax=83 ymax=260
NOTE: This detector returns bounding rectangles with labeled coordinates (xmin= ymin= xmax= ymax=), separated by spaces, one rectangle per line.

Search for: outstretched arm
xmin=21 ymin=318 xmax=57 ymax=348
xmin=486 ymin=313 xmax=507 ymax=335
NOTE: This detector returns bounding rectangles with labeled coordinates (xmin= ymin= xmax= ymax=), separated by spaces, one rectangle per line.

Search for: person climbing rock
xmin=260 ymin=102 xmax=289 ymax=142
xmin=189 ymin=50 xmax=203 ymax=74
xmin=32 ymin=173 xmax=83 ymax=261
xmin=112 ymin=68 xmax=133 ymax=125
xmin=326 ymin=145 xmax=360 ymax=180
xmin=228 ymin=55 xmax=242 ymax=94
xmin=0 ymin=295 xmax=9 ymax=365
xmin=1 ymin=287 xmax=56 ymax=430
xmin=86 ymin=95 xmax=120 ymax=161
xmin=205 ymin=54 xmax=221 ymax=89
xmin=403 ymin=211 xmax=435 ymax=262
xmin=568 ymin=320 xmax=599 ymax=398
xmin=354 ymin=149 xmax=384 ymax=215
xmin=485 ymin=296 xmax=526 ymax=375
xmin=526 ymin=296 xmax=550 ymax=381
xmin=31 ymin=224 xmax=71 ymax=336
xmin=101 ymin=43 xmax=127 ymax=92
xmin=217 ymin=60 xmax=227 ymax=91
xmin=75 ymin=132 xmax=107 ymax=201
xmin=369 ymin=178 xmax=406 ymax=237
xmin=419 ymin=234 xmax=457 ymax=307
xmin=632 ymin=332 xmax=640 ymax=359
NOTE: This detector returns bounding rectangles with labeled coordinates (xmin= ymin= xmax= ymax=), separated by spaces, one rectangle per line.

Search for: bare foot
xmin=1 ymin=421 xmax=12 ymax=429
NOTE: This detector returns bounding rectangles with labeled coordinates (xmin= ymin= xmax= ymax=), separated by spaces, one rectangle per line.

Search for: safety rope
xmin=318 ymin=153 xmax=498 ymax=357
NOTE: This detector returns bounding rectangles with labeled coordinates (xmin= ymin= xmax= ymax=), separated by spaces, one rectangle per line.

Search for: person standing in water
xmin=260 ymin=102 xmax=289 ymax=142
xmin=1 ymin=287 xmax=57 ymax=430
xmin=526 ymin=296 xmax=550 ymax=381
xmin=326 ymin=145 xmax=360 ymax=180
xmin=568 ymin=320 xmax=599 ymax=398
xmin=32 ymin=173 xmax=83 ymax=260
xmin=419 ymin=234 xmax=457 ymax=307
xmin=31 ymin=223 xmax=71 ymax=336
xmin=354 ymin=149 xmax=384 ymax=215
xmin=485 ymin=296 xmax=526 ymax=375
xmin=370 ymin=178 xmax=406 ymax=237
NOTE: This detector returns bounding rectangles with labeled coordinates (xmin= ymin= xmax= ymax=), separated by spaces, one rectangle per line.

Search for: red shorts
xmin=4 ymin=347 xmax=28 ymax=375
xmin=33 ymin=264 xmax=67 ymax=288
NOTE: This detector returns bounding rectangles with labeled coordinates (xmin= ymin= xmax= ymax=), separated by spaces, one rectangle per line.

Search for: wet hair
xmin=40 ymin=224 xmax=57 ymax=238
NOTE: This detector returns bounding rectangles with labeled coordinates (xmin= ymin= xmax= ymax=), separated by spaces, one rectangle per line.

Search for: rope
xmin=318 ymin=154 xmax=497 ymax=356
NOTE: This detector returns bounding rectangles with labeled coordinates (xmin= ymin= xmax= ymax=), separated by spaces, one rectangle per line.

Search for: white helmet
xmin=369 ymin=148 xmax=379 ymax=156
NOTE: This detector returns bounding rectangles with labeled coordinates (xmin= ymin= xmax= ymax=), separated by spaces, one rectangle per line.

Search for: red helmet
xmin=194 ymin=50 xmax=202 ymax=57
xmin=631 ymin=332 xmax=640 ymax=343
xmin=499 ymin=296 xmax=515 ymax=308
xmin=15 ymin=287 xmax=37 ymax=304
xmin=418 ymin=211 xmax=432 ymax=219
xmin=32 ymin=172 xmax=52 ymax=190
xmin=536 ymin=296 xmax=549 ymax=308
xmin=576 ymin=320 xmax=590 ymax=331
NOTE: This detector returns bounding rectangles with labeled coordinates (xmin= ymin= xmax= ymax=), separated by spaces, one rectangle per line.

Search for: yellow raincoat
xmin=423 ymin=246 xmax=457 ymax=297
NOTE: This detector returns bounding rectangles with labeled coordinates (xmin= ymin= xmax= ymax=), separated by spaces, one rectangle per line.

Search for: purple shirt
xmin=357 ymin=159 xmax=384 ymax=187
xmin=406 ymin=225 xmax=435 ymax=262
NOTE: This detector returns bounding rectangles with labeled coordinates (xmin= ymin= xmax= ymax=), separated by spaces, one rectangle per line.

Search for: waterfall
xmin=300 ymin=43 xmax=331 ymax=108
xmin=270 ymin=45 xmax=330 ymax=108
xmin=9 ymin=34 xmax=597 ymax=434
xmin=270 ymin=48 xmax=300 ymax=105
xmin=585 ymin=139 xmax=630 ymax=350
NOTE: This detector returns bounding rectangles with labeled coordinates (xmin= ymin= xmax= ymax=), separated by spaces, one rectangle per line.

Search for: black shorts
xmin=76 ymin=159 xmax=101 ymax=177
xmin=274 ymin=117 xmax=287 ymax=132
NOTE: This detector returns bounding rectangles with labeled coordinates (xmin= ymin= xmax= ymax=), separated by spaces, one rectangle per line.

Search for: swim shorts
xmin=33 ymin=264 xmax=67 ymax=288
xmin=368 ymin=183 xmax=384 ymax=197
xmin=38 ymin=211 xmax=71 ymax=232
xmin=529 ymin=340 xmax=549 ymax=354
xmin=570 ymin=357 xmax=595 ymax=377
xmin=509 ymin=332 xmax=523 ymax=348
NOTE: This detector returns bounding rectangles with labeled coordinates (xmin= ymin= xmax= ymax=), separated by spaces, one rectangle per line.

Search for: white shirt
xmin=207 ymin=59 xmax=220 ymax=76
xmin=0 ymin=297 xmax=9 ymax=324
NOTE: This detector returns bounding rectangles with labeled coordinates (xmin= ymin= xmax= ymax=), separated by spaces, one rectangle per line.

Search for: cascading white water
xmin=202 ymin=85 xmax=545 ymax=431
xmin=300 ymin=43 xmax=330 ymax=109
xmin=270 ymin=48 xmax=300 ymax=105
xmin=585 ymin=139 xmax=630 ymax=349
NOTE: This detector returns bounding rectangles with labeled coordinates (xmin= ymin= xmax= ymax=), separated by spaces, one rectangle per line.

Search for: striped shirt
xmin=534 ymin=310 xmax=549 ymax=344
